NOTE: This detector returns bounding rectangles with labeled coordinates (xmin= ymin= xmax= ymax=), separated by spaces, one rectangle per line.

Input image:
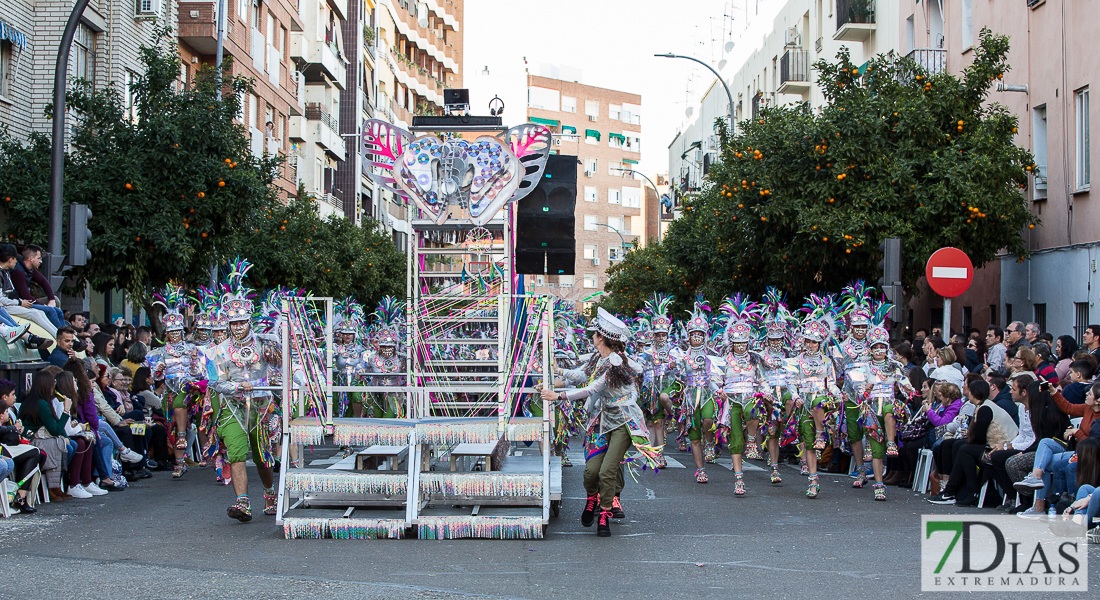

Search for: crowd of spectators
xmin=870 ymin=321 xmax=1100 ymax=542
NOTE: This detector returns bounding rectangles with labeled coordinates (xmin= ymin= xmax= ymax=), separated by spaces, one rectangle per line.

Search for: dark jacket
xmin=9 ymin=260 xmax=56 ymax=303
xmin=992 ymin=386 xmax=1019 ymax=426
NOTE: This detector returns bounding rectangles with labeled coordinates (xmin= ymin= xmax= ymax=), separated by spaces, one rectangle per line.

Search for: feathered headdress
xmin=640 ymin=293 xmax=674 ymax=334
xmin=799 ymin=293 xmax=838 ymax=344
xmin=840 ymin=280 xmax=873 ymax=328
xmin=868 ymin=293 xmax=894 ymax=348
xmin=192 ymin=286 xmax=219 ymax=330
xmin=153 ymin=282 xmax=189 ymax=332
xmin=334 ymin=296 xmax=366 ymax=335
xmin=685 ymin=293 xmax=711 ymax=334
xmin=372 ymin=296 xmax=404 ymax=348
xmin=255 ymin=286 xmax=307 ymax=335
xmin=220 ymin=257 xmax=256 ymax=323
xmin=720 ymin=293 xmax=762 ymax=345
xmin=761 ymin=287 xmax=796 ymax=344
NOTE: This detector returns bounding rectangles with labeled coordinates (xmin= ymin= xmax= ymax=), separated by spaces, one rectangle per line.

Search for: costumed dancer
xmin=676 ymin=297 xmax=722 ymax=483
xmin=539 ymin=308 xmax=657 ymax=537
xmin=716 ymin=294 xmax=766 ymax=496
xmin=789 ymin=297 xmax=842 ymax=498
xmin=208 ymin=258 xmax=283 ymax=521
xmin=847 ymin=306 xmax=914 ymax=500
xmin=757 ymin=287 xmax=798 ymax=482
xmin=637 ymin=294 xmax=681 ymax=469
xmin=550 ymin=302 xmax=585 ymax=467
xmin=333 ymin=297 xmax=367 ymax=418
xmin=365 ymin=296 xmax=406 ymax=419
xmin=204 ymin=290 xmax=233 ymax=483
xmin=833 ymin=282 xmax=875 ymax=479
xmin=146 ymin=283 xmax=200 ymax=479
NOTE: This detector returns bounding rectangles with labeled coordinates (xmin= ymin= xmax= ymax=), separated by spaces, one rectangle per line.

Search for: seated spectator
xmin=988 ymin=377 xmax=1047 ymax=510
xmin=927 ymin=346 xmax=965 ymax=388
xmin=0 ymin=244 xmax=56 ymax=343
xmin=53 ymin=371 xmax=103 ymax=498
xmin=70 ymin=312 xmax=87 ymax=332
xmin=951 ymin=341 xmax=978 ymax=374
xmin=929 ymin=379 xmax=1019 ymax=506
xmin=1062 ymin=360 xmax=1095 ymax=405
xmin=986 ymin=326 xmax=1007 ymax=371
xmin=91 ymin=331 xmax=116 ymax=368
xmin=62 ymin=359 xmax=124 ymax=491
xmin=1068 ymin=438 xmax=1100 ymax=540
xmin=966 ymin=337 xmax=987 ymax=373
xmin=1015 ymin=381 xmax=1100 ymax=512
xmin=1033 ymin=342 xmax=1059 ymax=386
xmin=91 ymin=365 xmax=143 ymax=472
xmin=110 ymin=338 xmax=131 ymax=367
xmin=46 ymin=326 xmax=79 ymax=367
xmin=0 ymin=378 xmax=46 ymax=514
xmin=1006 ymin=346 xmax=1039 ymax=382
xmin=19 ymin=370 xmax=71 ymax=500
xmin=1055 ymin=335 xmax=1079 ymax=381
xmin=1084 ymin=325 xmax=1100 ymax=364
xmin=895 ymin=380 xmax=962 ymax=489
xmin=132 ymin=366 xmax=170 ymax=470
xmin=120 ymin=342 xmax=147 ymax=382
xmin=102 ymin=366 xmax=152 ymax=480
xmin=8 ymin=245 xmax=67 ymax=330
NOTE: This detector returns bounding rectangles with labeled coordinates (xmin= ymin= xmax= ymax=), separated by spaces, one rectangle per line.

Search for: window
xmin=905 ymin=15 xmax=914 ymax=54
xmin=582 ymin=273 xmax=597 ymax=289
xmin=962 ymin=306 xmax=972 ymax=332
xmin=1033 ymin=105 xmax=1048 ymax=200
xmin=558 ymin=275 xmax=575 ymax=286
xmin=608 ymin=188 xmax=621 ymax=205
xmin=609 ymin=104 xmax=621 ymax=120
xmin=608 ymin=160 xmax=622 ymax=175
xmin=1075 ymin=302 xmax=1090 ymax=344
xmin=583 ymin=244 xmax=598 ymax=259
xmin=1033 ymin=303 xmax=1046 ymax=335
xmin=583 ymin=215 xmax=598 ymax=231
xmin=585 ymin=100 xmax=599 ymax=118
xmin=584 ymin=157 xmax=598 ymax=174
xmin=0 ymin=41 xmax=11 ymax=98
xmin=609 ymin=246 xmax=622 ymax=261
xmin=622 ymin=186 xmax=642 ymax=208
xmin=608 ymin=216 xmax=622 ymax=232
xmin=73 ymin=24 xmax=96 ymax=85
xmin=528 ymin=86 xmax=560 ymax=110
xmin=1005 ymin=303 xmax=1013 ymax=326
xmin=623 ymin=103 xmax=641 ymax=125
xmin=561 ymin=96 xmax=576 ymax=113
xmin=1076 ymin=88 xmax=1090 ymax=190
xmin=535 ymin=275 xmax=544 ymax=286
xmin=930 ymin=308 xmax=943 ymax=331
xmin=989 ymin=304 xmax=998 ymax=328
xmin=238 ymin=0 xmax=248 ymax=20
xmin=961 ymin=0 xmax=974 ymax=48
xmin=137 ymin=0 xmax=163 ymax=15
xmin=584 ymin=186 xmax=598 ymax=203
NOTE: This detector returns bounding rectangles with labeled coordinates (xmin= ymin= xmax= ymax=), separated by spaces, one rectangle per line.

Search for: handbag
xmin=899 ymin=412 xmax=932 ymax=441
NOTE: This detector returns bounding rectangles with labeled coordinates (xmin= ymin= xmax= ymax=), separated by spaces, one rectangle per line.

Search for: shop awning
xmin=562 ymin=125 xmax=577 ymax=134
xmin=530 ymin=117 xmax=559 ymax=127
xmin=585 ymin=129 xmax=601 ymax=141
xmin=623 ymin=158 xmax=639 ymax=164
xmin=608 ymin=133 xmax=626 ymax=143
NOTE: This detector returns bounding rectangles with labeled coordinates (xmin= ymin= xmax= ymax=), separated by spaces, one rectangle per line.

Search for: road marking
xmin=645 ymin=488 xmax=655 ymax=500
xmin=931 ymin=266 xmax=968 ymax=279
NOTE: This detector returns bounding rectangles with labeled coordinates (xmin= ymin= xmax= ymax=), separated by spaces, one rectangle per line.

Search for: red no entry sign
xmin=925 ymin=247 xmax=973 ymax=298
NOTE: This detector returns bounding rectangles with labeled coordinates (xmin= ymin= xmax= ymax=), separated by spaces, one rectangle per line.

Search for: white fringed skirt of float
xmin=273 ymin=117 xmax=564 ymax=540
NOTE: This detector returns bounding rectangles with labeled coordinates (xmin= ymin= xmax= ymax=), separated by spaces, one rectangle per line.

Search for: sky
xmin=463 ymin=0 xmax=764 ymax=177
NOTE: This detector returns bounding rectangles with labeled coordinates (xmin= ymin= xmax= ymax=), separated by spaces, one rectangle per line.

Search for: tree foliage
xmin=237 ymin=194 xmax=405 ymax=306
xmin=605 ymin=28 xmax=1035 ymax=309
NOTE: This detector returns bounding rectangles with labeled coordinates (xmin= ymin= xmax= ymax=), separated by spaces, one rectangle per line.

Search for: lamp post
xmin=612 ymin=167 xmax=665 ymax=244
xmin=593 ymin=222 xmax=628 ymax=264
xmin=654 ymin=53 xmax=735 ymax=129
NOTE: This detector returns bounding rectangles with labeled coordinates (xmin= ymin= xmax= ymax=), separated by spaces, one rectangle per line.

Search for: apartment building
xmin=366 ymin=0 xmax=462 ymax=245
xmin=526 ymin=74 xmax=642 ymax=308
xmin=900 ymin=0 xmax=1098 ymax=340
xmin=178 ymin=0 xmax=303 ymax=201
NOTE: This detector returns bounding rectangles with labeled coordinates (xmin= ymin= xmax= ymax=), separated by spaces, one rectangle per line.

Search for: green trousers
xmin=583 ymin=425 xmax=631 ymax=508
xmin=727 ymin=403 xmax=746 ymax=455
xmin=844 ymin=400 xmax=887 ymax=460
xmin=212 ymin=393 xmax=271 ymax=466
xmin=687 ymin=398 xmax=717 ymax=442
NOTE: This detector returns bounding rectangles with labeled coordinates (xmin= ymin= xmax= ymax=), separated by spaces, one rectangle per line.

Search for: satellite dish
xmin=718 ymin=59 xmax=727 ymax=70
xmin=685 ymin=107 xmax=694 ymax=117
xmin=724 ymin=41 xmax=735 ymax=52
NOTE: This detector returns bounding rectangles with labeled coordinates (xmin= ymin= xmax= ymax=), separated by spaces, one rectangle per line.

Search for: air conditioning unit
xmin=785 ymin=27 xmax=801 ymax=47
xmin=553 ymin=138 xmax=562 ymax=146
xmin=135 ymin=0 xmax=162 ymax=17
xmin=592 ymin=257 xmax=600 ymax=266
xmin=588 ymin=115 xmax=598 ymax=122
xmin=584 ymin=170 xmax=593 ymax=177
xmin=706 ymin=135 xmax=718 ymax=150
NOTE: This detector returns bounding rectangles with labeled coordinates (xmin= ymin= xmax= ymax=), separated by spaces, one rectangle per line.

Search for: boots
xmin=581 ymin=494 xmax=599 ymax=527
xmin=597 ymin=509 xmax=612 ymax=537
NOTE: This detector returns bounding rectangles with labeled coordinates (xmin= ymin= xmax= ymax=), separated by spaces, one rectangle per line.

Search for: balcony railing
xmin=905 ymin=48 xmax=946 ymax=75
xmin=837 ymin=0 xmax=875 ymax=28
xmin=780 ymin=49 xmax=811 ymax=86
xmin=304 ymin=102 xmax=339 ymax=135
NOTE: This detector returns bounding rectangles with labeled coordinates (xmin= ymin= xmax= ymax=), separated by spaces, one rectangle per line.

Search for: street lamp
xmin=612 ymin=168 xmax=666 ymax=244
xmin=654 ymin=53 xmax=735 ymax=130
xmin=592 ymin=222 xmax=628 ymax=260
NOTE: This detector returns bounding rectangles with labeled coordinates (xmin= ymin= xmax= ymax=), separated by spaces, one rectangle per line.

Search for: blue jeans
xmin=0 ymin=455 xmax=13 ymax=481
xmin=0 ymin=307 xmax=17 ymax=328
xmin=99 ymin=417 xmax=123 ymax=447
xmin=1074 ymin=485 xmax=1100 ymax=528
xmin=65 ymin=438 xmax=77 ymax=468
xmin=93 ymin=430 xmax=114 ymax=479
xmin=1034 ymin=438 xmax=1075 ymax=501
xmin=32 ymin=304 xmax=66 ymax=329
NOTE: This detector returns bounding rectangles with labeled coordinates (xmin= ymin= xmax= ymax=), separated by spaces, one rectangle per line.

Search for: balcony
xmin=905 ymin=48 xmax=946 ymax=75
xmin=778 ymin=49 xmax=812 ymax=94
xmin=178 ymin=1 xmax=218 ymax=54
xmin=834 ymin=0 xmax=876 ymax=42
xmin=303 ymin=103 xmax=346 ymax=158
xmin=290 ymin=31 xmax=346 ymax=89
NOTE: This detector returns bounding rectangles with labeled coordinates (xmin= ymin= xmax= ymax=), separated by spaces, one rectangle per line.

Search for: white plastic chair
xmin=912 ymin=448 xmax=933 ymax=494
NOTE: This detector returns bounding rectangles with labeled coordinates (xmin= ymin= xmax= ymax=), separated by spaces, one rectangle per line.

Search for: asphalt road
xmin=3 ymin=445 xmax=1098 ymax=600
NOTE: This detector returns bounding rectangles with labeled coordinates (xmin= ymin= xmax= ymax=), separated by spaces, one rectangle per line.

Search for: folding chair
xmin=912 ymin=448 xmax=933 ymax=494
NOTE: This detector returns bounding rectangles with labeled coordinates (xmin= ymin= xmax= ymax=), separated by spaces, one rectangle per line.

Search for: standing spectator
xmin=110 ymin=338 xmax=131 ymax=367
xmin=927 ymin=346 xmax=965 ymax=388
xmin=90 ymin=332 xmax=116 ymax=368
xmin=1055 ymin=335 xmax=1080 ymax=382
xmin=1024 ymin=322 xmax=1041 ymax=345
xmin=0 ymin=244 xmax=57 ymax=341
xmin=70 ymin=312 xmax=87 ymax=332
xmin=46 ymin=327 xmax=79 ymax=368
xmin=893 ymin=341 xmax=917 ymax=375
xmin=986 ymin=326 xmax=1007 ymax=370
xmin=1083 ymin=325 xmax=1100 ymax=364
xmin=120 ymin=342 xmax=147 ymax=382
xmin=1005 ymin=321 xmax=1031 ymax=352
xmin=966 ymin=337 xmax=987 ymax=373
xmin=134 ymin=326 xmax=153 ymax=347
xmin=8 ymin=245 xmax=67 ymax=330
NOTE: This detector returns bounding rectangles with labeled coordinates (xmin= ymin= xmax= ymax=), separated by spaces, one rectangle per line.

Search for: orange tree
xmin=599 ymin=245 xmax=692 ymax=316
xmin=0 ymin=26 xmax=278 ymax=310
xmin=236 ymin=194 xmax=405 ymax=306
xmin=606 ymin=28 xmax=1035 ymax=310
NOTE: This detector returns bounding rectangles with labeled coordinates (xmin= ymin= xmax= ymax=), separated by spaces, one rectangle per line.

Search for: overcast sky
xmin=464 ymin=0 xmax=759 ymax=177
